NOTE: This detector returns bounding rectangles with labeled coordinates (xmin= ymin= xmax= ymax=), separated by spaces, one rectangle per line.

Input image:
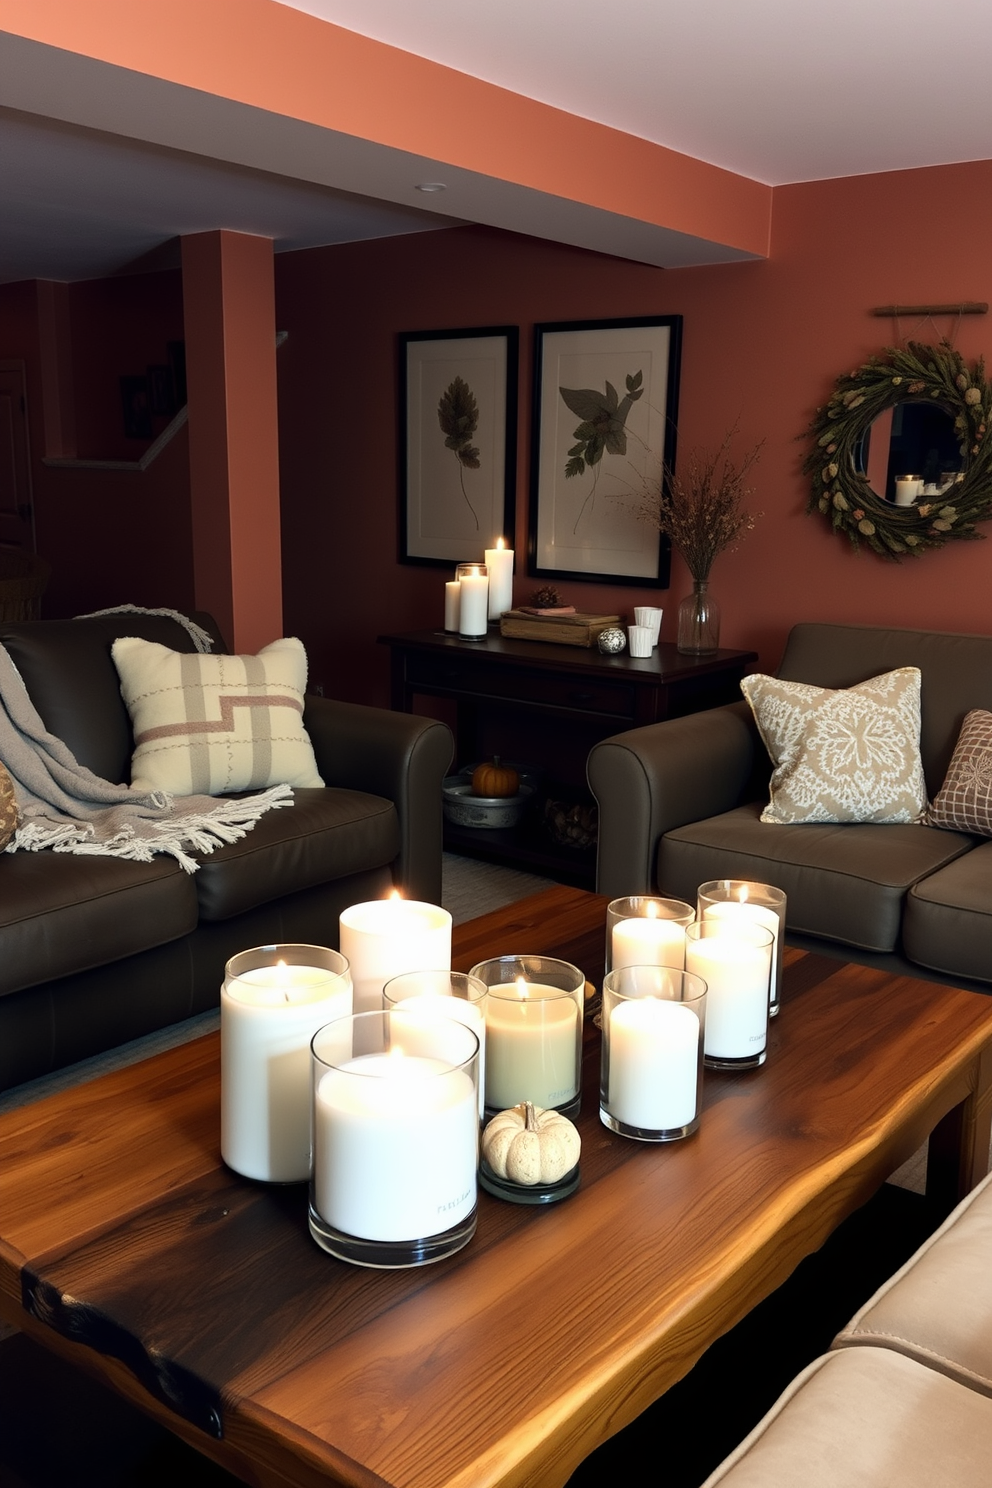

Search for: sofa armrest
xmin=303 ymin=697 xmax=453 ymax=904
xmin=587 ymin=701 xmax=760 ymax=898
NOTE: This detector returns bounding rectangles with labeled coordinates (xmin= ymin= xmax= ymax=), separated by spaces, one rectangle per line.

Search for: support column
xmin=181 ymin=231 xmax=282 ymax=653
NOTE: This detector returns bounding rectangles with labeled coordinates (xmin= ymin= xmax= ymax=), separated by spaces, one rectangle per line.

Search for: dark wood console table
xmin=380 ymin=630 xmax=757 ymax=884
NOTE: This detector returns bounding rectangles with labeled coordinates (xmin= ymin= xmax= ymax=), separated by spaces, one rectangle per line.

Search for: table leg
xmin=927 ymin=1045 xmax=992 ymax=1211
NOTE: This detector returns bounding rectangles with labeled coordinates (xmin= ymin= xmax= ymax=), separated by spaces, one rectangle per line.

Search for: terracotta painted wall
xmin=0 ymin=271 xmax=194 ymax=619
xmin=276 ymin=158 xmax=992 ymax=708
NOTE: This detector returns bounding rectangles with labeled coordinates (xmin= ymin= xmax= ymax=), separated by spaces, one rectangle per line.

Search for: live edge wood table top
xmin=2 ymin=887 xmax=992 ymax=1488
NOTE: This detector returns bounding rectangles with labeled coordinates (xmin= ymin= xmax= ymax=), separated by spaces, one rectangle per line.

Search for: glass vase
xmin=677 ymin=580 xmax=720 ymax=655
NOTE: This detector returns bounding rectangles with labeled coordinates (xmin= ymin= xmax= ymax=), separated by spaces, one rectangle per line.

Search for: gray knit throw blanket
xmin=0 ymin=644 xmax=293 ymax=873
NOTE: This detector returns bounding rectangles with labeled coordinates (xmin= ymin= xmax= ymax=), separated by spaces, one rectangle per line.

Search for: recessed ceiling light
xmin=415 ymin=182 xmax=447 ymax=193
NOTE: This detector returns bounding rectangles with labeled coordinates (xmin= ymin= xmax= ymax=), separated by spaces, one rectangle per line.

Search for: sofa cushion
xmin=926 ymin=708 xmax=992 ymax=837
xmin=834 ymin=1169 xmax=992 ymax=1395
xmin=701 ymin=1348 xmax=992 ymax=1488
xmin=194 ymin=786 xmax=400 ymax=921
xmin=0 ymin=851 xmax=198 ymax=997
xmin=659 ymin=803 xmax=975 ymax=952
xmin=740 ymin=667 xmax=927 ymax=825
xmin=112 ymin=635 xmax=323 ymax=795
xmin=902 ymin=840 xmax=992 ymax=983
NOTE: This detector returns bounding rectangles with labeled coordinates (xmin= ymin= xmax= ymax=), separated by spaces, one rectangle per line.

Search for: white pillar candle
xmin=458 ymin=566 xmax=489 ymax=637
xmin=608 ymin=997 xmax=699 ymax=1130
xmin=485 ymin=982 xmax=579 ymax=1111
xmin=444 ymin=580 xmax=461 ymax=632
xmin=221 ymin=959 xmax=352 ymax=1182
xmin=685 ymin=932 xmax=770 ymax=1061
xmin=313 ymin=1052 xmax=477 ymax=1241
xmin=895 ymin=477 xmax=922 ymax=506
xmin=703 ymin=900 xmax=780 ymax=1006
xmin=612 ymin=916 xmax=686 ymax=971
xmin=484 ymin=539 xmax=514 ymax=619
xmin=339 ymin=896 xmax=452 ymax=1014
xmin=386 ymin=989 xmax=486 ymax=1119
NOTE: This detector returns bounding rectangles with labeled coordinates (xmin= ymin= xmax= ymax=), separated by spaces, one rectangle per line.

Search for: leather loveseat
xmin=0 ymin=610 xmax=453 ymax=1092
xmin=587 ymin=622 xmax=992 ymax=990
xmin=702 ymin=1167 xmax=992 ymax=1488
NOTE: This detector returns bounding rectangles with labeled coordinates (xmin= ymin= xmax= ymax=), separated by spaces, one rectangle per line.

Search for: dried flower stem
xmin=627 ymin=428 xmax=762 ymax=580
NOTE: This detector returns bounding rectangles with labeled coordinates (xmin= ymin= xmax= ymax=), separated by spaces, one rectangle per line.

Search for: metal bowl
xmin=442 ymin=777 xmax=535 ymax=830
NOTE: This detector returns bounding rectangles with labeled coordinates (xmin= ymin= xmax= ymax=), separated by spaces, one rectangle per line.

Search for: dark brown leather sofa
xmin=0 ymin=611 xmax=453 ymax=1092
xmin=587 ymin=623 xmax=992 ymax=990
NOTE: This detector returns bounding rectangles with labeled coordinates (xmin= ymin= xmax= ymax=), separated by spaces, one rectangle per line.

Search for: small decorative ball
xmin=597 ymin=626 xmax=626 ymax=655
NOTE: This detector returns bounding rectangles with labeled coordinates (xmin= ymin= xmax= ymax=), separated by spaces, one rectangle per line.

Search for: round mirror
xmin=805 ymin=341 xmax=992 ymax=558
xmin=854 ymin=400 xmax=963 ymax=501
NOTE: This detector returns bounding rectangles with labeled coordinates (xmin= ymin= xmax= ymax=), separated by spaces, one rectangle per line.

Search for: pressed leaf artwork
xmin=438 ymin=376 xmax=482 ymax=530
xmin=560 ymin=370 xmax=643 ymax=531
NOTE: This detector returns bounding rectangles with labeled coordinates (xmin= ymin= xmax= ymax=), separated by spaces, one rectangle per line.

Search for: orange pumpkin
xmin=471 ymin=756 xmax=520 ymax=799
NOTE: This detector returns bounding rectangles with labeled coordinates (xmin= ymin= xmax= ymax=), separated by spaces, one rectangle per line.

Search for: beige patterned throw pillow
xmin=927 ymin=709 xmax=992 ymax=837
xmin=740 ymin=667 xmax=927 ymax=825
xmin=112 ymin=636 xmax=323 ymax=795
xmin=0 ymin=759 xmax=18 ymax=849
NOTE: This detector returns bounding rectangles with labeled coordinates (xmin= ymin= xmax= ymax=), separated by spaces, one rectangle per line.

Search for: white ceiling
xmin=278 ymin=0 xmax=992 ymax=186
xmin=5 ymin=1 xmax=992 ymax=285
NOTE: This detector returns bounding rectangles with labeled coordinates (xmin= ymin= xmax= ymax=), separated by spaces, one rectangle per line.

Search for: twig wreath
xmin=804 ymin=341 xmax=992 ymax=559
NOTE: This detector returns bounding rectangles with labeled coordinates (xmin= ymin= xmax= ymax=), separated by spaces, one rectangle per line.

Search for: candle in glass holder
xmin=608 ymin=897 xmax=694 ymax=973
xmin=698 ymin=880 xmax=785 ymax=1016
xmin=221 ymin=945 xmax=352 ymax=1182
xmin=310 ymin=1010 xmax=479 ymax=1265
xmin=685 ymin=921 xmax=772 ymax=1069
xmin=456 ymin=563 xmax=489 ymax=638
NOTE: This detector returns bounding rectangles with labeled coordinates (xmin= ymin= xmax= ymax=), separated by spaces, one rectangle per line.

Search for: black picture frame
xmin=399 ymin=326 xmax=518 ymax=565
xmin=528 ymin=315 xmax=682 ymax=586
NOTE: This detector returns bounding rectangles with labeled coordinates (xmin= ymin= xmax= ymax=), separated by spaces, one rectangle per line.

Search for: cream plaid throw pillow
xmin=740 ymin=667 xmax=927 ymax=825
xmin=112 ymin=635 xmax=323 ymax=795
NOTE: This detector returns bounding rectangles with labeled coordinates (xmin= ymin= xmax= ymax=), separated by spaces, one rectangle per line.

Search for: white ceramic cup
xmin=634 ymin=607 xmax=663 ymax=645
xmin=628 ymin=625 xmax=653 ymax=658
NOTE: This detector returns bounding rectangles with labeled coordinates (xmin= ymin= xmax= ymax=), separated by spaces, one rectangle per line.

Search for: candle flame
xmin=470 ymin=565 xmax=480 ymax=577
xmin=496 ymin=536 xmax=505 ymax=550
xmin=736 ymin=886 xmax=750 ymax=904
xmin=389 ymin=889 xmax=402 ymax=903
xmin=388 ymin=1045 xmax=406 ymax=1063
xmin=646 ymin=901 xmax=659 ymax=919
xmin=275 ymin=957 xmax=291 ymax=1002
xmin=514 ymin=977 xmax=529 ymax=1001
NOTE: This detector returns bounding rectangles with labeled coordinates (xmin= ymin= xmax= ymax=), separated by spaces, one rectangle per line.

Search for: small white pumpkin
xmin=482 ymin=1101 xmax=581 ymax=1186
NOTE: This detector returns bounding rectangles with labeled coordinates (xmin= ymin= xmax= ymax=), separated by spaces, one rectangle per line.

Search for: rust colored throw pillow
xmin=927 ymin=709 xmax=992 ymax=837
xmin=0 ymin=759 xmax=18 ymax=849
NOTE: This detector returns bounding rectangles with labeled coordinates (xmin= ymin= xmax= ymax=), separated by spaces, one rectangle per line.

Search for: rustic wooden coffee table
xmin=1 ymin=886 xmax=991 ymax=1488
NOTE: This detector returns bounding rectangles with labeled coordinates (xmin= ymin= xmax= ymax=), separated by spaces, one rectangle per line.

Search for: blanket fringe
xmin=7 ymin=783 xmax=294 ymax=873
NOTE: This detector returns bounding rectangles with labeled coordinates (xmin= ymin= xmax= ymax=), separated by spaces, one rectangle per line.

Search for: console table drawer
xmin=404 ymin=654 xmax=636 ymax=719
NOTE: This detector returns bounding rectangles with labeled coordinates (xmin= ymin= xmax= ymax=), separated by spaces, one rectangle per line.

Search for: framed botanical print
xmin=399 ymin=327 xmax=518 ymax=564
xmin=529 ymin=315 xmax=682 ymax=586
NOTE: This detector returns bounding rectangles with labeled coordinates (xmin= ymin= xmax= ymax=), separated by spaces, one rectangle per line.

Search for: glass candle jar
xmin=685 ymin=920 xmax=773 ymax=1070
xmin=469 ymin=955 xmax=585 ymax=1119
xmin=697 ymin=880 xmax=786 ymax=1017
xmin=221 ymin=944 xmax=352 ymax=1184
xmin=606 ymin=896 xmax=695 ymax=975
xmin=600 ymin=966 xmax=707 ymax=1141
xmin=309 ymin=1009 xmax=479 ymax=1268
